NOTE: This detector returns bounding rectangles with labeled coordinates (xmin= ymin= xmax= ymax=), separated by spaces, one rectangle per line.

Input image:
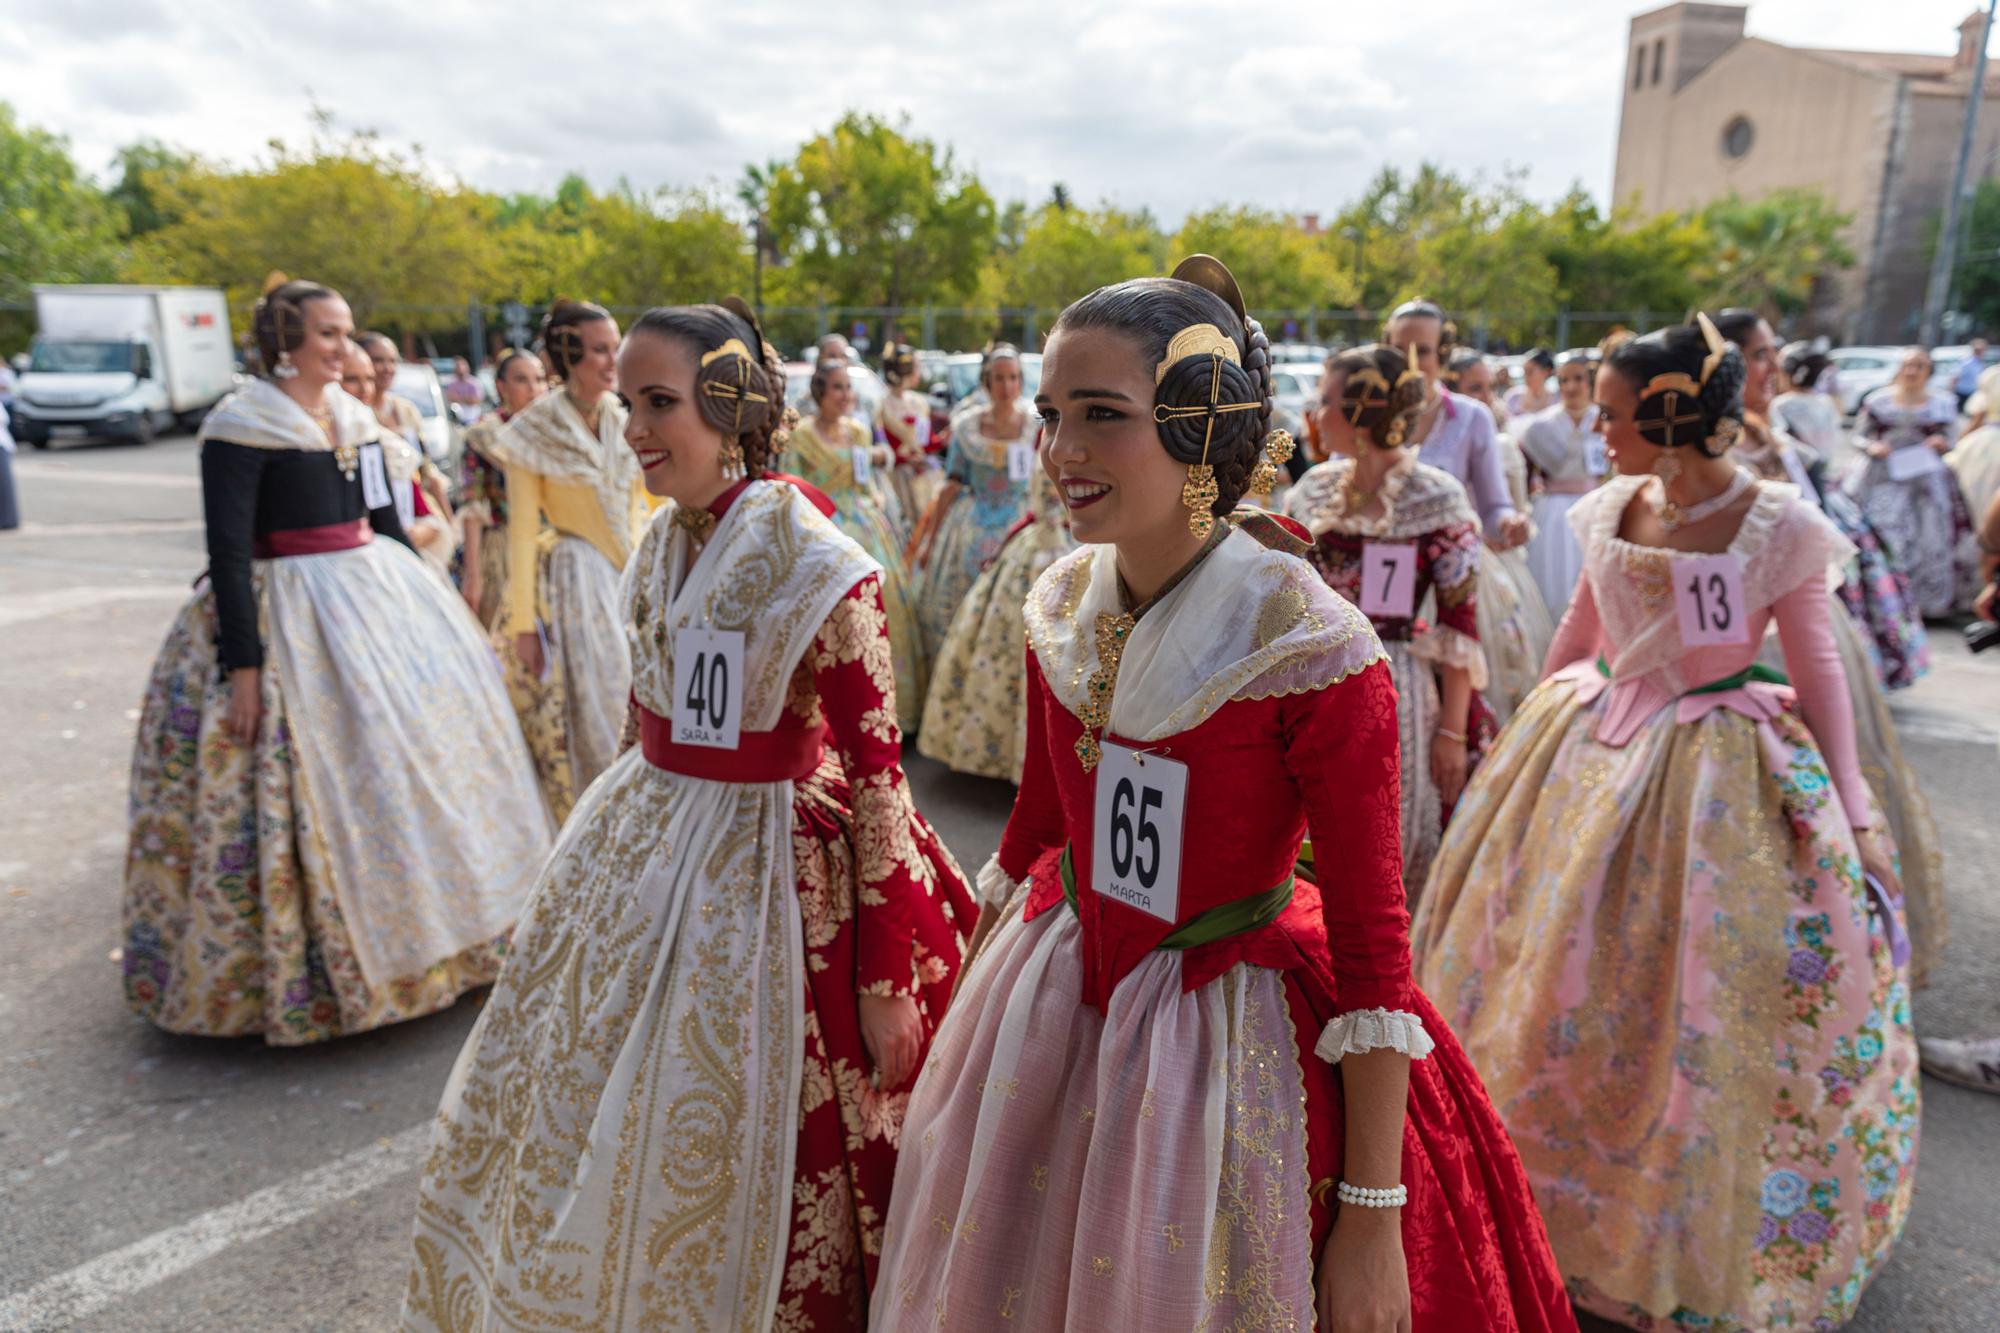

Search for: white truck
xmin=12 ymin=285 xmax=236 ymax=447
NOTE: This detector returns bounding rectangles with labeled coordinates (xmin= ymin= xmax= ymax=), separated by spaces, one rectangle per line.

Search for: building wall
xmin=1869 ymin=83 xmax=2000 ymax=342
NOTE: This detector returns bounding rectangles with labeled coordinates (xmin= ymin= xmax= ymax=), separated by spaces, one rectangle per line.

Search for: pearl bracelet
xmin=1336 ymin=1181 xmax=1408 ymax=1209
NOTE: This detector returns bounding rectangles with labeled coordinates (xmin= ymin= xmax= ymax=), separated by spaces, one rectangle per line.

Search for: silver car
xmin=391 ymin=362 xmax=452 ymax=462
xmin=1825 ymin=346 xmax=1906 ymax=417
xmin=1270 ymin=362 xmax=1325 ymax=443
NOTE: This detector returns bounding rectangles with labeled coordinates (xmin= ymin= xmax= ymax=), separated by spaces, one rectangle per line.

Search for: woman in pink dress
xmin=1414 ymin=317 xmax=1919 ymax=1330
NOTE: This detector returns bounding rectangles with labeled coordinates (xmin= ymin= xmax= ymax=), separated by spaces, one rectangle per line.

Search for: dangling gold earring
xmin=1246 ymin=428 xmax=1295 ymax=499
xmin=1383 ymin=413 xmax=1407 ymax=449
xmin=720 ymin=435 xmax=746 ymax=479
xmin=1652 ymin=449 xmax=1683 ymax=529
xmin=1181 ymin=461 xmax=1218 ymax=537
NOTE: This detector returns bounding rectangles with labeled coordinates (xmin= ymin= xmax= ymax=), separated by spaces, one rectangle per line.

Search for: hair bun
xmin=693 ymin=338 xmax=776 ymax=439
xmin=1152 ymin=347 xmax=1263 ymax=465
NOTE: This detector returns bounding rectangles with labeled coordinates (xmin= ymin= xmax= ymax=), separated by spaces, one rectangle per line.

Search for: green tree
xmin=1172 ymin=206 xmax=1354 ymax=314
xmin=0 ymin=102 xmax=125 ymax=350
xmin=106 ymin=140 xmax=196 ymax=238
xmin=1691 ymin=188 xmax=1855 ymax=317
xmin=991 ymin=201 xmax=1168 ymax=310
xmin=763 ymin=113 xmax=996 ymax=310
xmin=127 ymin=120 xmax=500 ymax=334
xmin=1947 ymin=177 xmax=2000 ymax=335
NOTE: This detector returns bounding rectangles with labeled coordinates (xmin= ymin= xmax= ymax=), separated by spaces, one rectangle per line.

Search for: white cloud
xmin=2 ymin=0 xmax=1988 ymax=222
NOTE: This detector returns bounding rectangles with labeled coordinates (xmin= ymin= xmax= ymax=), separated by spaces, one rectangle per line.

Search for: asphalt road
xmin=1 ymin=433 xmax=1995 ymax=1332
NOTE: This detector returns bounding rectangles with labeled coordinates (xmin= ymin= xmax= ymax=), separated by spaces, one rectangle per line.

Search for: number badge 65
xmin=1090 ymin=743 xmax=1188 ymax=924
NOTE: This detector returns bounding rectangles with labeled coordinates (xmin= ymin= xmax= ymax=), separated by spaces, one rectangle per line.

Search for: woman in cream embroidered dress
xmin=481 ymin=300 xmax=650 ymax=800
xmin=402 ymin=302 xmax=974 ymax=1333
xmin=790 ymin=357 xmax=928 ymax=734
xmin=876 ymin=261 xmax=1574 ymax=1333
xmin=456 ymin=348 xmax=548 ymax=632
xmin=1288 ymin=344 xmax=1495 ymax=898
xmin=910 ymin=345 xmax=1037 ymax=655
xmin=1413 ymin=320 xmax=1919 ymax=1331
xmin=1450 ymin=349 xmax=1555 ymax=723
xmin=917 ymin=452 xmax=1075 ymax=782
xmin=123 ymin=279 xmax=552 ymax=1045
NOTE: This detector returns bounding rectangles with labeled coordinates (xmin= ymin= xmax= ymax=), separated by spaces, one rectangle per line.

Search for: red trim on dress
xmin=252 ymin=519 xmax=372 ymax=559
xmin=637 ymin=704 xmax=825 ymax=783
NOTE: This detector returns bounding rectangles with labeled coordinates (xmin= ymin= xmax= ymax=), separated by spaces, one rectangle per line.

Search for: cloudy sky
xmin=5 ymin=1 xmax=1991 ymax=220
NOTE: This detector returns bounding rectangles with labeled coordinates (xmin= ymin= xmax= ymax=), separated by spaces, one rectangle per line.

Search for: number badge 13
xmin=1672 ymin=553 xmax=1749 ymax=647
xmin=1090 ymin=742 xmax=1188 ymax=925
xmin=672 ymin=627 xmax=745 ymax=749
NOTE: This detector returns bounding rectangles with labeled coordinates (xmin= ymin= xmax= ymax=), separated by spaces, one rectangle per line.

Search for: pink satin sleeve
xmin=1769 ymin=577 xmax=1872 ymax=828
xmin=1541 ymin=571 xmax=1604 ymax=677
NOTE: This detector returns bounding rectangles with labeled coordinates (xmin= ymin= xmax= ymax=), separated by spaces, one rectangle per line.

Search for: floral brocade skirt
xmin=915 ymin=495 xmax=1026 ymax=656
xmin=123 ymin=545 xmax=551 ymax=1044
xmin=917 ymin=517 xmax=1073 ymax=782
xmin=1413 ymin=677 xmax=1919 ymax=1330
xmin=1822 ymin=488 xmax=1928 ymax=691
xmin=402 ymin=749 xmax=964 ymax=1332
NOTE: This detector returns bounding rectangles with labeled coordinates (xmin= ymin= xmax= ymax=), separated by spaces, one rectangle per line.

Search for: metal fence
xmin=0 ymin=298 xmax=1678 ymax=363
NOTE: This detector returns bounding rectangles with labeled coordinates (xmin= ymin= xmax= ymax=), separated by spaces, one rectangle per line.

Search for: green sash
xmin=1595 ymin=654 xmax=1789 ymax=695
xmin=1057 ymin=844 xmax=1294 ymax=951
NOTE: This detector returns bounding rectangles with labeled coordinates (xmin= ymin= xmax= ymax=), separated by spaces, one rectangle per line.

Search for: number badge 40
xmin=1090 ymin=743 xmax=1188 ymax=924
xmin=672 ymin=627 xmax=745 ymax=749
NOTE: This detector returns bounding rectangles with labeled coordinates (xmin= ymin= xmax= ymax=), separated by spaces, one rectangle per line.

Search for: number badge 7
xmin=1672 ymin=553 xmax=1749 ymax=647
xmin=1090 ymin=743 xmax=1188 ymax=924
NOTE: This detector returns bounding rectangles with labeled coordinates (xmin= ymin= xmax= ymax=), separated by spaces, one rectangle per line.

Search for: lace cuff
xmin=1408 ymin=623 xmax=1490 ymax=692
xmin=975 ymin=853 xmax=1023 ymax=908
xmin=1314 ymin=1009 xmax=1436 ymax=1065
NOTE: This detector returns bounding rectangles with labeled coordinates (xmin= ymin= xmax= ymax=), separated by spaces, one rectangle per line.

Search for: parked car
xmin=1270 ymin=362 xmax=1324 ymax=445
xmin=12 ymin=285 xmax=234 ymax=446
xmin=1822 ymin=347 xmax=1904 ymax=416
xmin=391 ymin=362 xmax=453 ymax=462
xmin=1269 ymin=342 xmax=1330 ymax=366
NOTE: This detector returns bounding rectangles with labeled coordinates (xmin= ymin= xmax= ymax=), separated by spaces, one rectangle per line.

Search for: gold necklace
xmin=1073 ymin=526 xmax=1228 ymax=771
xmin=309 ymin=404 xmax=356 ymax=479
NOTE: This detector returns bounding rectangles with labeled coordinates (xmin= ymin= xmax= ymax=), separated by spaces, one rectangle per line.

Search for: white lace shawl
xmin=1284 ymin=454 xmax=1479 ymax=541
xmin=197 ymin=378 xmax=378 ymax=453
xmin=1023 ymin=530 xmax=1386 ymax=744
xmin=488 ymin=389 xmax=642 ymax=563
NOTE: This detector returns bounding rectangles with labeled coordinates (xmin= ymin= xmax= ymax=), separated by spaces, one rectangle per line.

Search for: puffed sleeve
xmin=810 ymin=575 xmax=961 ymax=997
xmin=200 ymin=440 xmax=270 ymax=672
xmin=988 ymin=648 xmax=1067 ymax=902
xmin=504 ymin=466 xmax=543 ymax=635
xmin=1408 ymin=519 xmax=1487 ymax=690
xmin=1282 ymin=660 xmax=1433 ymax=1063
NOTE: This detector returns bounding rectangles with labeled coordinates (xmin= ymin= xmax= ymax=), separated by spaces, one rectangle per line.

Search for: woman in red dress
xmin=873 ymin=259 xmax=1574 ymax=1331
xmin=402 ymin=301 xmax=975 ymax=1331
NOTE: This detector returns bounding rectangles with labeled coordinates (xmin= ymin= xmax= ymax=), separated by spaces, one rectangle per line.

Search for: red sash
xmin=637 ymin=704 xmax=825 ymax=783
xmin=253 ymin=519 xmax=372 ymax=559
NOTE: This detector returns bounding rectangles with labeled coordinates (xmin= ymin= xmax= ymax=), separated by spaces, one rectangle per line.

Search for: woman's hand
xmin=857 ymin=993 xmax=923 ymax=1089
xmin=224 ymin=667 xmax=262 ymax=745
xmin=1866 ymin=441 xmax=1891 ymax=460
xmin=513 ymin=631 xmax=545 ymax=679
xmin=1317 ymin=1206 xmax=1412 ymax=1333
xmin=1856 ymin=826 xmax=1903 ymax=903
xmin=1925 ymin=432 xmax=1950 ymax=454
xmin=1430 ymin=730 xmax=1469 ymax=808
xmin=873 ymin=445 xmax=895 ymax=468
